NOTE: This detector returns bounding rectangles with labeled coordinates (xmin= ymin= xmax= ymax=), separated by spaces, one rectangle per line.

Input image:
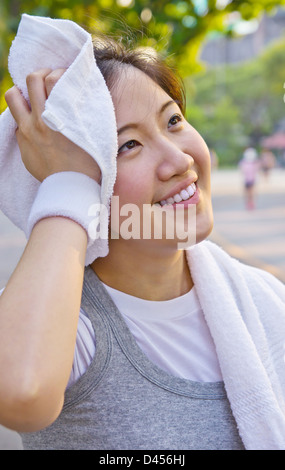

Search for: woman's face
xmin=109 ymin=65 xmax=213 ymax=251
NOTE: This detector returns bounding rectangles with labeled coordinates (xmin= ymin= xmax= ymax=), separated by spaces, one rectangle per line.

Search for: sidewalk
xmin=0 ymin=425 xmax=22 ymax=450
xmin=210 ymin=167 xmax=285 ymax=283
xmin=210 ymin=167 xmax=285 ymax=196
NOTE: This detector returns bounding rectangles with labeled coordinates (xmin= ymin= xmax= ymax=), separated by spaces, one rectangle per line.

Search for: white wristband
xmin=27 ymin=172 xmax=109 ymax=265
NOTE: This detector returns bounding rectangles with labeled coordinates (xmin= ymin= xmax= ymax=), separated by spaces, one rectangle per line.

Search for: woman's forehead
xmin=110 ymin=66 xmax=170 ymax=119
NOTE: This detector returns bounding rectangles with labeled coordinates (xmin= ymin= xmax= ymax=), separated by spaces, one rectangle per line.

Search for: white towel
xmin=188 ymin=240 xmax=285 ymax=450
xmin=0 ymin=14 xmax=117 ymax=264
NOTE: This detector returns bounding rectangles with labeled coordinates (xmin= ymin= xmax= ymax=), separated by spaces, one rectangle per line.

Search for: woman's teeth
xmin=159 ymin=182 xmax=196 ymax=206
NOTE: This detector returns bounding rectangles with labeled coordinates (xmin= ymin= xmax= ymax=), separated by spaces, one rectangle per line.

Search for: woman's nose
xmin=156 ymin=139 xmax=194 ymax=181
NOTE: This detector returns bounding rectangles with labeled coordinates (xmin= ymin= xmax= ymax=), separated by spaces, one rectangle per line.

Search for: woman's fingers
xmin=5 ymin=86 xmax=30 ymax=125
xmin=5 ymin=68 xmax=67 ymax=126
xmin=5 ymin=67 xmax=101 ymax=183
xmin=44 ymin=68 xmax=66 ymax=97
xmin=25 ymin=68 xmax=66 ymax=118
xmin=26 ymin=68 xmax=52 ymax=119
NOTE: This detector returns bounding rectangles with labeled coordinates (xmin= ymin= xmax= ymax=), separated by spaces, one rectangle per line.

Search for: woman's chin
xmin=195 ymin=212 xmax=214 ymax=244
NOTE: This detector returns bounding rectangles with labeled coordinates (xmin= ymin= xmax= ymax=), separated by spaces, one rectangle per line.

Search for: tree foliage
xmin=1 ymin=0 xmax=285 ymax=78
xmin=187 ymin=37 xmax=285 ymax=165
xmin=0 ymin=0 xmax=285 ymax=165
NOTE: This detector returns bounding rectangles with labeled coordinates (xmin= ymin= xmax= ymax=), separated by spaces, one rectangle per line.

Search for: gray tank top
xmin=21 ymin=267 xmax=244 ymax=450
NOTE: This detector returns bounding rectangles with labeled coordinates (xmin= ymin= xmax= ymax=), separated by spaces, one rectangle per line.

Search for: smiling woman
xmin=92 ymin=38 xmax=213 ymax=297
xmin=1 ymin=18 xmax=285 ymax=451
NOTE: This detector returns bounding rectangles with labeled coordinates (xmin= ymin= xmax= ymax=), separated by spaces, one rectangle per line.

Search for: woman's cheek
xmin=113 ymin=172 xmax=144 ymax=207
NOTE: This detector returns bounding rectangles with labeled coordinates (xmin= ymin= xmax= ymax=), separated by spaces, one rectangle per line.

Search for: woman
xmin=1 ymin=35 xmax=285 ymax=450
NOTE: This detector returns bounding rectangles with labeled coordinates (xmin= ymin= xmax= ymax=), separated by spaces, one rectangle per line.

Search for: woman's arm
xmin=0 ymin=217 xmax=87 ymax=432
xmin=0 ymin=69 xmax=101 ymax=432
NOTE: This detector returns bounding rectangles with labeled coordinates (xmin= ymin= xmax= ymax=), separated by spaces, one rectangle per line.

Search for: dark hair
xmin=92 ymin=36 xmax=186 ymax=115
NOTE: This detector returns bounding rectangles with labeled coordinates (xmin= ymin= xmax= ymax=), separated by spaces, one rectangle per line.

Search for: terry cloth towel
xmin=187 ymin=240 xmax=285 ymax=450
xmin=0 ymin=14 xmax=117 ymax=264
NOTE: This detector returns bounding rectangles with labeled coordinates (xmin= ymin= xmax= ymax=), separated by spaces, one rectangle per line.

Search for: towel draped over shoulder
xmin=188 ymin=241 xmax=285 ymax=450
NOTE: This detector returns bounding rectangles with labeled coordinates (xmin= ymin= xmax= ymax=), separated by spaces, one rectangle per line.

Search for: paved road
xmin=0 ymin=215 xmax=26 ymax=290
xmin=210 ymin=167 xmax=285 ymax=283
xmin=0 ymin=218 xmax=26 ymax=449
xmin=0 ymin=167 xmax=284 ymax=449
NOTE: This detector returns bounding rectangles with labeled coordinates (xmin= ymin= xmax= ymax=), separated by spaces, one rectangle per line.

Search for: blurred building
xmin=201 ymin=8 xmax=285 ymax=65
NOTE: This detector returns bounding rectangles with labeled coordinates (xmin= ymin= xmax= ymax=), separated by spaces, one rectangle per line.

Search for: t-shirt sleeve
xmin=66 ymin=309 xmax=96 ymax=388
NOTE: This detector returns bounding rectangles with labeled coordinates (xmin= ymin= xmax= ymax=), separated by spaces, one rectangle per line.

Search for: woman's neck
xmin=91 ymin=241 xmax=193 ymax=301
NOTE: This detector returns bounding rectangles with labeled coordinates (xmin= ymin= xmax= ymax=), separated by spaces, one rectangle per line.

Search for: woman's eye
xmin=168 ymin=114 xmax=183 ymax=127
xmin=118 ymin=140 xmax=139 ymax=154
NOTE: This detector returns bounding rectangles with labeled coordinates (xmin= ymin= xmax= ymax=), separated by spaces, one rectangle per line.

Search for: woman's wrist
xmin=27 ymin=171 xmax=101 ymax=240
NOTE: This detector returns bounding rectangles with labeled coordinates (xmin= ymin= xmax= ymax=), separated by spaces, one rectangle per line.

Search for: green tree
xmin=1 ymin=0 xmax=285 ymax=112
xmin=187 ymin=36 xmax=285 ymax=165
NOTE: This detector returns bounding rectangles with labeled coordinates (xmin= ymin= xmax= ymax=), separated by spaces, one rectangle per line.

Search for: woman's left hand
xmin=5 ymin=68 xmax=102 ymax=183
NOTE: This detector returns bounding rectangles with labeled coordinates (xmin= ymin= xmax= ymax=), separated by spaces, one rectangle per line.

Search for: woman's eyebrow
xmin=118 ymin=122 xmax=139 ymax=136
xmin=159 ymin=99 xmax=176 ymax=115
xmin=117 ymin=100 xmax=176 ymax=136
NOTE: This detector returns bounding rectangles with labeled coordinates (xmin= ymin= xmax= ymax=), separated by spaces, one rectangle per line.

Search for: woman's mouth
xmin=157 ymin=182 xmax=197 ymax=207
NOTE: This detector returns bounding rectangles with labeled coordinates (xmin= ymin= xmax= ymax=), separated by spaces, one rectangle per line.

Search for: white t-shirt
xmin=68 ymin=284 xmax=223 ymax=387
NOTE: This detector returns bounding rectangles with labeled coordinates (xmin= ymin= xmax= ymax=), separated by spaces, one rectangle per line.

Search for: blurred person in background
xmin=239 ymin=147 xmax=260 ymax=210
xmin=260 ymin=147 xmax=276 ymax=180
